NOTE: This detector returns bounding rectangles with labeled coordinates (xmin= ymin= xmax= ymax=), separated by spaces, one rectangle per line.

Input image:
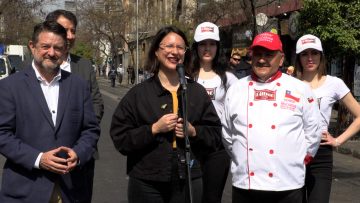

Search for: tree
xmin=299 ymin=0 xmax=360 ymax=136
xmin=0 ymin=0 xmax=52 ymax=45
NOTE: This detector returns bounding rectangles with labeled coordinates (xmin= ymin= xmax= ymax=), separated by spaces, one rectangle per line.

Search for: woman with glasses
xmin=110 ymin=26 xmax=222 ymax=203
xmin=295 ymin=34 xmax=360 ymax=203
xmin=190 ymin=22 xmax=238 ymax=203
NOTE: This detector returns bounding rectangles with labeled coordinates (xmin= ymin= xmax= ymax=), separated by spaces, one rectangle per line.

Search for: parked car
xmin=0 ymin=55 xmax=12 ymax=80
xmin=7 ymin=54 xmax=23 ymax=73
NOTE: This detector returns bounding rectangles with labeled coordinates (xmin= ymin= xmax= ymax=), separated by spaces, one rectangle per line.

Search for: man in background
xmin=228 ymin=49 xmax=251 ymax=79
xmin=46 ymin=9 xmax=104 ymax=201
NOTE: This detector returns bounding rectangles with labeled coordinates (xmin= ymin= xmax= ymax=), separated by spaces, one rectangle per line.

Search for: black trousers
xmin=128 ymin=151 xmax=202 ymax=203
xmin=303 ymin=146 xmax=333 ymax=203
xmin=202 ymin=149 xmax=230 ymax=203
xmin=233 ymin=187 xmax=303 ymax=203
xmin=128 ymin=176 xmax=202 ymax=203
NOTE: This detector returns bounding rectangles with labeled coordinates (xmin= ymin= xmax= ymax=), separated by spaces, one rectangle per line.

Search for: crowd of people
xmin=0 ymin=8 xmax=359 ymax=203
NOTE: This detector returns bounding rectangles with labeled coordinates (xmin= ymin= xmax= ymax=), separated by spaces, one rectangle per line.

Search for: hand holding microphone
xmin=175 ymin=118 xmax=196 ymax=138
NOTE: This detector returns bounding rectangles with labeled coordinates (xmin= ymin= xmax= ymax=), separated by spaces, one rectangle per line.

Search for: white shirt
xmin=32 ymin=61 xmax=61 ymax=168
xmin=197 ymin=72 xmax=238 ymax=118
xmin=60 ymin=54 xmax=71 ymax=72
xmin=312 ymin=75 xmax=349 ymax=130
xmin=222 ymin=73 xmax=322 ymax=191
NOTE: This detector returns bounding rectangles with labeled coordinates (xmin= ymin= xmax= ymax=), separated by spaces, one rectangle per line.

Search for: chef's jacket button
xmin=249 ymin=82 xmax=253 ymax=86
xmin=249 ymin=124 xmax=253 ymax=128
xmin=249 ymin=148 xmax=253 ymax=151
xmin=271 ymin=125 xmax=276 ymax=129
xmin=250 ymin=172 xmax=254 ymax=176
xmin=276 ymin=82 xmax=281 ymax=86
xmin=269 ymin=149 xmax=274 ymax=154
xmin=273 ymin=103 xmax=277 ymax=107
xmin=269 ymin=172 xmax=273 ymax=177
xmin=249 ymin=102 xmax=253 ymax=106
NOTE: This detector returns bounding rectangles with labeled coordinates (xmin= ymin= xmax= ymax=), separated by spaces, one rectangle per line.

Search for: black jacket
xmin=110 ymin=76 xmax=222 ymax=182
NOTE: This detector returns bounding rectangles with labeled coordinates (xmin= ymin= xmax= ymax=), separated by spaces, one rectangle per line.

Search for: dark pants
xmin=233 ymin=187 xmax=303 ymax=203
xmin=110 ymin=78 xmax=115 ymax=87
xmin=202 ymin=149 xmax=230 ymax=203
xmin=303 ymin=146 xmax=333 ymax=203
xmin=128 ymin=151 xmax=202 ymax=203
xmin=128 ymin=176 xmax=202 ymax=203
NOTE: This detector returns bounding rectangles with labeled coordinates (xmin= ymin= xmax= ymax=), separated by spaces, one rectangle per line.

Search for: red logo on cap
xmin=201 ymin=26 xmax=214 ymax=33
xmin=301 ymin=38 xmax=316 ymax=45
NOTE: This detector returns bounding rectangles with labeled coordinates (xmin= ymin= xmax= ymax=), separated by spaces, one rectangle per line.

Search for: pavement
xmin=335 ymin=140 xmax=360 ymax=159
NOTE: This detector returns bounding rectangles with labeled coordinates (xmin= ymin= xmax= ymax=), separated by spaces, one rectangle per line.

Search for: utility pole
xmin=136 ymin=0 xmax=139 ymax=84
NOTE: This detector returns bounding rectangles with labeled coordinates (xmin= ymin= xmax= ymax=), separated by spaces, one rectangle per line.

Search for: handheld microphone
xmin=176 ymin=63 xmax=187 ymax=86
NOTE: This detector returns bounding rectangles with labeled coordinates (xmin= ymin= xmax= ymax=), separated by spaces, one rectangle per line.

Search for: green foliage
xmin=71 ymin=42 xmax=94 ymax=61
xmin=171 ymin=20 xmax=194 ymax=45
xmin=300 ymin=0 xmax=360 ymax=57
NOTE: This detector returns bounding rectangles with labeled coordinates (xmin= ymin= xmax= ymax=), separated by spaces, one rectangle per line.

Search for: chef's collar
xmin=251 ymin=70 xmax=282 ymax=83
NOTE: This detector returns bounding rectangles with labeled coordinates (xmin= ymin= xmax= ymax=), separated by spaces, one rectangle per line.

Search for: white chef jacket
xmin=222 ymin=72 xmax=322 ymax=191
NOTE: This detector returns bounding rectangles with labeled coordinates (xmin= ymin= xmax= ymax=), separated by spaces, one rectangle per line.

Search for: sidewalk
xmin=336 ymin=140 xmax=360 ymax=159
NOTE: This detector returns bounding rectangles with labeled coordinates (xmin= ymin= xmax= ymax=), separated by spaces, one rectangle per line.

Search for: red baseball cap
xmin=250 ymin=32 xmax=283 ymax=52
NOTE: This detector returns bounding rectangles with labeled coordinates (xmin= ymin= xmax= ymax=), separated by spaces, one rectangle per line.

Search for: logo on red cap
xmin=250 ymin=32 xmax=283 ymax=52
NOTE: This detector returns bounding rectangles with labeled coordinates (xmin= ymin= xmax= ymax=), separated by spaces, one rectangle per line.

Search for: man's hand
xmin=62 ymin=146 xmax=79 ymax=172
xmin=39 ymin=147 xmax=78 ymax=174
xmin=40 ymin=147 xmax=68 ymax=174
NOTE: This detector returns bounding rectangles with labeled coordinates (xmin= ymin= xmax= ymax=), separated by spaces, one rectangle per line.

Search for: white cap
xmin=296 ymin=34 xmax=323 ymax=54
xmin=194 ymin=22 xmax=220 ymax=42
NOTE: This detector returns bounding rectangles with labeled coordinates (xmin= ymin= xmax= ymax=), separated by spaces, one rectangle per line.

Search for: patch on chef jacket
xmin=205 ymin=87 xmax=216 ymax=100
xmin=284 ymin=90 xmax=300 ymax=102
xmin=254 ymin=89 xmax=276 ymax=101
xmin=280 ymin=101 xmax=297 ymax=111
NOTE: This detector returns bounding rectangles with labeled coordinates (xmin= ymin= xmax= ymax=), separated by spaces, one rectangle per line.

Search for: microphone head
xmin=176 ymin=63 xmax=186 ymax=85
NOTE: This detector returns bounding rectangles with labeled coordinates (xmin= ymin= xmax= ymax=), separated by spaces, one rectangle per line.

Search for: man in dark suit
xmin=45 ymin=9 xmax=104 ymax=123
xmin=0 ymin=21 xmax=100 ymax=202
xmin=45 ymin=10 xmax=104 ymax=201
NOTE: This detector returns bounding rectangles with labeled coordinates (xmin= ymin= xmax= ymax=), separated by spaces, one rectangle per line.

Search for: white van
xmin=5 ymin=45 xmax=31 ymax=62
xmin=0 ymin=55 xmax=13 ymax=80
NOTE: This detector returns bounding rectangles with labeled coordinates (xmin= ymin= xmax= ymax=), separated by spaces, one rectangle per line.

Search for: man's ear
xmin=279 ymin=52 xmax=285 ymax=67
xmin=28 ymin=41 xmax=35 ymax=54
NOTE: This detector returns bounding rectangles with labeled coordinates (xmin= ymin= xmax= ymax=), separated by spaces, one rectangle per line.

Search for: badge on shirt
xmin=254 ymin=89 xmax=276 ymax=101
xmin=205 ymin=88 xmax=216 ymax=100
xmin=284 ymin=90 xmax=300 ymax=102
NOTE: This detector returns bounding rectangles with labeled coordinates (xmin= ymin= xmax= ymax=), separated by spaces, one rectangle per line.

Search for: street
xmin=0 ymin=77 xmax=359 ymax=203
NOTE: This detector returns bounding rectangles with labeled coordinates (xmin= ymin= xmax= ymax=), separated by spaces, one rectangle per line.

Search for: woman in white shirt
xmin=190 ymin=22 xmax=238 ymax=203
xmin=295 ymin=34 xmax=360 ymax=203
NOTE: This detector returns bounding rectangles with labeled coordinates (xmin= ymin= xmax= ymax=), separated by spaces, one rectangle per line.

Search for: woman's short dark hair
xmin=144 ymin=26 xmax=191 ymax=74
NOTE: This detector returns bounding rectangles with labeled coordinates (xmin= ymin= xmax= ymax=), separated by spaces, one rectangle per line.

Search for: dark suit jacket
xmin=70 ymin=54 xmax=104 ymax=123
xmin=0 ymin=67 xmax=100 ymax=202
